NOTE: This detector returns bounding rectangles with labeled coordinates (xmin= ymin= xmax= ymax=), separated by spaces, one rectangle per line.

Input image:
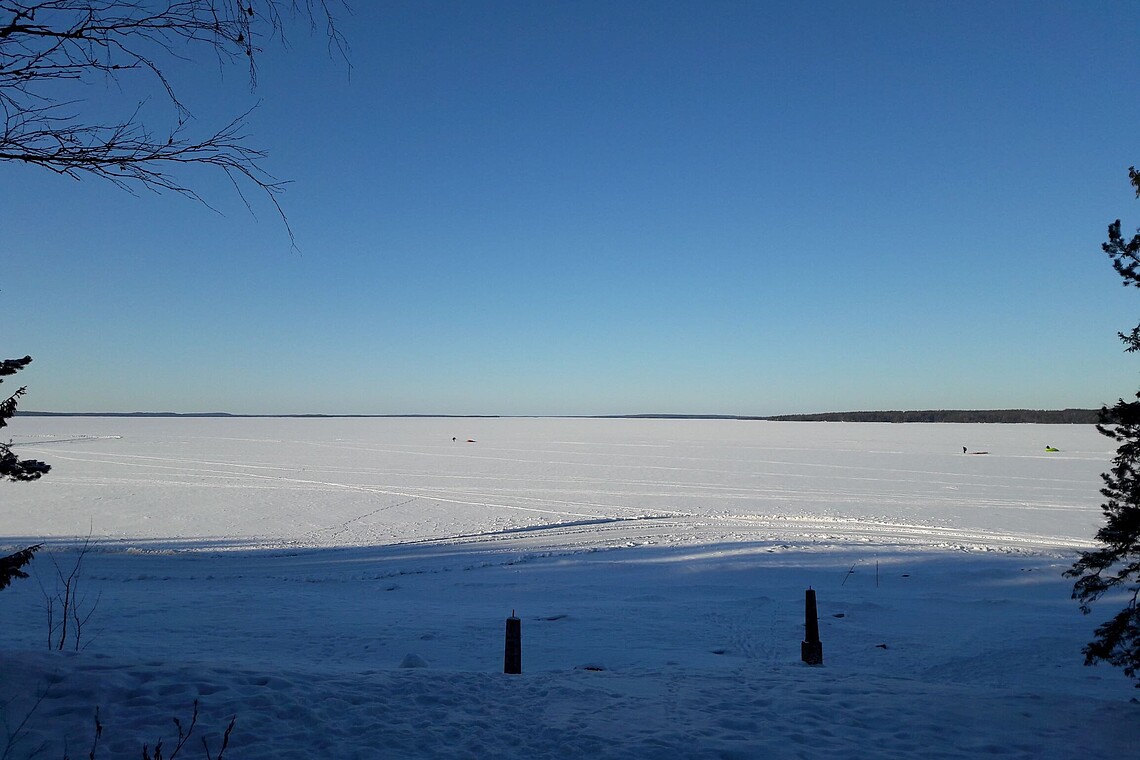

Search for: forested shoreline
xmin=758 ymin=409 xmax=1100 ymax=424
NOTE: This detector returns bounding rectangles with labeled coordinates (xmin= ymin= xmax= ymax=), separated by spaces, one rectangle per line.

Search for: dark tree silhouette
xmin=0 ymin=544 xmax=42 ymax=591
xmin=1066 ymin=166 xmax=1140 ymax=686
xmin=0 ymin=356 xmax=49 ymax=481
xmin=0 ymin=1 xmax=347 ymax=239
xmin=1 ymin=355 xmax=48 ymax=591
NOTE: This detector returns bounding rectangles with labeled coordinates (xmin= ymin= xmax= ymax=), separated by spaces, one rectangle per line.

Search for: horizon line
xmin=17 ymin=408 xmax=1103 ymax=422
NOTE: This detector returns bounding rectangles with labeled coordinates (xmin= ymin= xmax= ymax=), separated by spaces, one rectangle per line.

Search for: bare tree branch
xmin=0 ymin=1 xmax=349 ymax=242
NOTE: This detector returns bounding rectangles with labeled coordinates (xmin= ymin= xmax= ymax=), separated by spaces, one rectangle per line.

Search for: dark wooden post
xmin=801 ymin=588 xmax=823 ymax=665
xmin=504 ymin=610 xmax=522 ymax=674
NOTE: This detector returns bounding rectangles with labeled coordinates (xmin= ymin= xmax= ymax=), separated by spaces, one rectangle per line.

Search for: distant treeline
xmin=759 ymin=409 xmax=1101 ymax=424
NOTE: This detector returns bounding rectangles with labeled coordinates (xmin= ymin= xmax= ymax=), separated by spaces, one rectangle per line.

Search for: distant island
xmin=20 ymin=409 xmax=1102 ymax=423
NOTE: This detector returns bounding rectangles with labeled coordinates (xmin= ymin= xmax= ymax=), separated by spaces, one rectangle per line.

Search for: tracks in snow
xmin=14 ymin=431 xmax=1103 ymax=555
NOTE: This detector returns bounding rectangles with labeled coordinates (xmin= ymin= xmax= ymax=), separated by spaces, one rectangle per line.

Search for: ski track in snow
xmin=9 ymin=420 xmax=1103 ymax=552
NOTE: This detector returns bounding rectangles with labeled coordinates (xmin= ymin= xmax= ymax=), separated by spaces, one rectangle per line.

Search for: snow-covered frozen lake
xmin=1 ymin=418 xmax=1135 ymax=758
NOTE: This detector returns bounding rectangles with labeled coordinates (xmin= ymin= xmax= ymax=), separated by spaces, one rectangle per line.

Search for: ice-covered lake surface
xmin=1 ymin=418 xmax=1135 ymax=758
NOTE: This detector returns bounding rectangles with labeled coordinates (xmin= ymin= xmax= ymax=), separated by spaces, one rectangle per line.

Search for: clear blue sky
xmin=5 ymin=0 xmax=1140 ymax=416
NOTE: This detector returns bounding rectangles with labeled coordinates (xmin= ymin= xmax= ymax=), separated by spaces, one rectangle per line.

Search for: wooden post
xmin=801 ymin=588 xmax=824 ymax=665
xmin=504 ymin=610 xmax=522 ymax=674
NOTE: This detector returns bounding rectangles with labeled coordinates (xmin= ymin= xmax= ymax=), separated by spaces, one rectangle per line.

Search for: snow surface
xmin=1 ymin=417 xmax=1136 ymax=758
